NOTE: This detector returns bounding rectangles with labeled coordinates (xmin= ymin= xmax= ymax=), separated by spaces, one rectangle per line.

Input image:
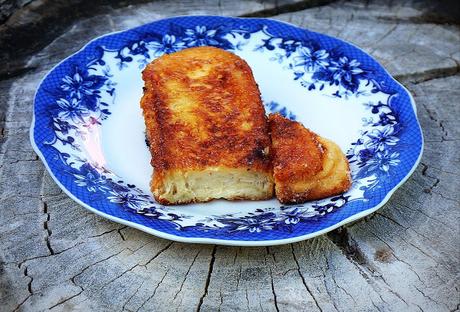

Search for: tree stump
xmin=1 ymin=1 xmax=459 ymax=311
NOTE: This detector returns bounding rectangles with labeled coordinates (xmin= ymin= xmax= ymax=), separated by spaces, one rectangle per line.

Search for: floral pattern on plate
xmin=31 ymin=16 xmax=422 ymax=245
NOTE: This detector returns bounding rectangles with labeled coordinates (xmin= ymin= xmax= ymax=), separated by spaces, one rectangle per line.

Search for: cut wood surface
xmin=1 ymin=1 xmax=459 ymax=311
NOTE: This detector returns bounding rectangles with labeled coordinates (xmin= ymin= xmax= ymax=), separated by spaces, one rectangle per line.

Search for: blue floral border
xmin=32 ymin=16 xmax=423 ymax=242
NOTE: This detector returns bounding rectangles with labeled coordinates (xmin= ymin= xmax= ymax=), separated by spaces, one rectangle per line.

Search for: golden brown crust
xmin=140 ymin=47 xmax=273 ymax=204
xmin=269 ymin=113 xmax=352 ymax=204
xmin=268 ymin=113 xmax=324 ymax=181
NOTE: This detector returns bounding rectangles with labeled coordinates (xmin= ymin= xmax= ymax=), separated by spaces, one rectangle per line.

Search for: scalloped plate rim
xmin=29 ymin=15 xmax=424 ymax=246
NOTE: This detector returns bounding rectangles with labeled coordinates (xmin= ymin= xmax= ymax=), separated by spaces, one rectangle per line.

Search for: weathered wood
xmin=0 ymin=0 xmax=311 ymax=78
xmin=1 ymin=1 xmax=459 ymax=311
xmin=274 ymin=1 xmax=460 ymax=83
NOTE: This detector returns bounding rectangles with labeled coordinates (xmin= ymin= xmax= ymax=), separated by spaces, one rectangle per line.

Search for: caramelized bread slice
xmin=141 ymin=47 xmax=274 ymax=205
xmin=269 ymin=113 xmax=351 ymax=204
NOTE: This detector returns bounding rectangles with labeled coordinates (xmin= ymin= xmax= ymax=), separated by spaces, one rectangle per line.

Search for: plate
xmin=31 ymin=16 xmax=423 ymax=246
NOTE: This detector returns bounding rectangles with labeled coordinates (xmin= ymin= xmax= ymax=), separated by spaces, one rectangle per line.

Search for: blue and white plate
xmin=31 ymin=16 xmax=423 ymax=246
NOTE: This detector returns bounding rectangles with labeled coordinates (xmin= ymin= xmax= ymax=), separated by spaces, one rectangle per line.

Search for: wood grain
xmin=1 ymin=1 xmax=459 ymax=311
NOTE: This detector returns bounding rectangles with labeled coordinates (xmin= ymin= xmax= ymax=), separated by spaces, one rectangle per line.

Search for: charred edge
xmin=145 ymin=132 xmax=150 ymax=147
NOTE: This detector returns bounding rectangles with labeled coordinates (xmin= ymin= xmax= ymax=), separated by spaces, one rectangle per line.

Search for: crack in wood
xmin=135 ymin=269 xmax=169 ymax=312
xmin=439 ymin=120 xmax=448 ymax=138
xmin=368 ymin=230 xmax=431 ymax=297
xmin=41 ymin=200 xmax=55 ymax=255
xmin=101 ymin=263 xmax=140 ymax=290
xmin=430 ymin=190 xmax=460 ymax=203
xmin=420 ymin=163 xmax=442 ymax=195
xmin=143 ymin=241 xmax=173 ymax=267
xmin=449 ymin=302 xmax=460 ymax=312
xmin=48 ymin=288 xmax=83 ymax=310
xmin=327 ymin=227 xmax=368 ymax=266
xmin=399 ymin=211 xmax=449 ymax=245
xmin=242 ymin=0 xmax=336 ymax=17
xmin=50 ymin=263 xmax=86 ymax=310
xmin=424 ymin=138 xmax=459 ymax=143
xmin=368 ymin=248 xmax=411 ymax=307
xmin=88 ymin=226 xmax=127 ymax=239
xmin=417 ymin=87 xmax=457 ymax=142
xmin=16 ymin=230 xmax=127 ymax=269
xmin=245 ymin=289 xmax=250 ymax=311
xmin=396 ymin=65 xmax=460 ymax=85
xmin=16 ymin=242 xmax=83 ymax=269
xmin=374 ymin=211 xmax=406 ymax=229
xmin=423 ymin=178 xmax=440 ymax=194
xmin=196 ymin=245 xmax=216 ymax=312
xmin=414 ymin=285 xmax=446 ymax=308
xmin=265 ymin=246 xmax=279 ymax=310
xmin=327 ymin=227 xmax=419 ymax=308
xmin=0 ymin=65 xmax=37 ymax=81
xmin=268 ymin=266 xmax=280 ymax=312
xmin=370 ymin=299 xmax=383 ymax=312
xmin=117 ymin=227 xmax=126 ymax=241
xmin=121 ymin=280 xmax=144 ymax=312
xmin=232 ymin=247 xmax=239 ymax=266
xmin=281 ymin=267 xmax=296 ymax=276
xmin=217 ymin=290 xmax=223 ymax=312
xmin=24 ymin=266 xmax=33 ymax=294
xmin=172 ymin=249 xmax=201 ymax=301
xmin=235 ymin=265 xmax=242 ymax=290
xmin=5 ymin=158 xmax=40 ymax=165
xmin=290 ymin=244 xmax=323 ymax=312
xmin=368 ymin=22 xmax=399 ymax=54
xmin=321 ymin=255 xmax=340 ymax=312
xmin=12 ymin=294 xmax=32 ymax=312
xmin=403 ymin=239 xmax=439 ymax=263
xmin=375 ymin=11 xmax=460 ymax=26
xmin=325 ymin=256 xmax=357 ymax=304
xmin=50 ymin=249 xmax=143 ymax=309
xmin=70 ymin=248 xmax=127 ymax=286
